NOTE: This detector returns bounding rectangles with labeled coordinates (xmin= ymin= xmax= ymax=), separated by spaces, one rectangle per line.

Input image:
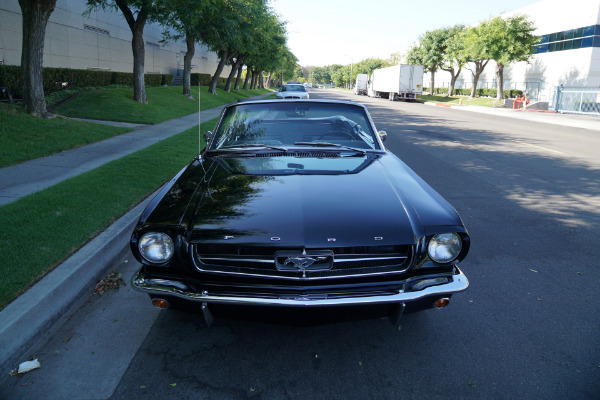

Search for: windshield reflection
xmin=210 ymin=102 xmax=380 ymax=151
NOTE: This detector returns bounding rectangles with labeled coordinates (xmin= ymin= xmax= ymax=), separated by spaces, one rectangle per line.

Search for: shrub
xmin=191 ymin=73 xmax=212 ymax=86
xmin=0 ymin=66 xmax=177 ymax=99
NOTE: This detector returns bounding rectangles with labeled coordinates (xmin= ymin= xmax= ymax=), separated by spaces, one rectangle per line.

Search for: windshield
xmin=209 ymin=102 xmax=379 ymax=151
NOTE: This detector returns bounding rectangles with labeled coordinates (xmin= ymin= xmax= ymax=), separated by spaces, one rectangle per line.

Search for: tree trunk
xmin=182 ymin=32 xmax=195 ymax=98
xmin=441 ymin=64 xmax=462 ymax=97
xmin=224 ymin=56 xmax=242 ymax=92
xmin=209 ymin=49 xmax=228 ymax=94
xmin=259 ymin=71 xmax=264 ymax=89
xmin=19 ymin=0 xmax=57 ymax=117
xmin=234 ymin=64 xmax=244 ymax=91
xmin=496 ymin=62 xmax=504 ymax=101
xmin=242 ymin=69 xmax=251 ymax=90
xmin=470 ymin=60 xmax=489 ymax=98
xmin=251 ymin=69 xmax=257 ymax=89
xmin=449 ymin=71 xmax=458 ymax=97
xmin=131 ymin=24 xmax=147 ymax=103
xmin=115 ymin=0 xmax=148 ymax=103
xmin=265 ymin=71 xmax=273 ymax=88
xmin=429 ymin=67 xmax=436 ymax=95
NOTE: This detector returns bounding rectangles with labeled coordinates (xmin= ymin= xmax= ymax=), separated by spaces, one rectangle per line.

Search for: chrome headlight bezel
xmin=138 ymin=232 xmax=174 ymax=264
xmin=427 ymin=233 xmax=463 ymax=264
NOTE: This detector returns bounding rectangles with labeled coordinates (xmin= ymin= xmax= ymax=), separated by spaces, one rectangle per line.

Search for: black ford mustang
xmin=130 ymin=99 xmax=469 ymax=326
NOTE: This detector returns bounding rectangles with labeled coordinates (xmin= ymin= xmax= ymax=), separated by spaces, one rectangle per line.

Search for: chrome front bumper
xmin=131 ymin=267 xmax=469 ymax=307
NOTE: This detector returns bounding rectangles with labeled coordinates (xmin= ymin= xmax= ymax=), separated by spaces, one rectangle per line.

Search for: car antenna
xmin=198 ymin=82 xmax=202 ymax=160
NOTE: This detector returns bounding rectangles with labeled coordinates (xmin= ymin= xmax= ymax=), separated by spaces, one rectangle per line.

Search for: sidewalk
xmin=423 ymin=101 xmax=600 ymax=132
xmin=0 ymin=103 xmax=224 ymax=206
xmin=0 ymin=93 xmax=271 ymax=374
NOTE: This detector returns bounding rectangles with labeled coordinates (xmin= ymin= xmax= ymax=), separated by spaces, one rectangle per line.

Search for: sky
xmin=269 ymin=0 xmax=543 ymax=67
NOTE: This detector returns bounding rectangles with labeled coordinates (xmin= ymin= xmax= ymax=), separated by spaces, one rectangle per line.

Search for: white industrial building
xmin=0 ymin=0 xmax=229 ymax=79
xmin=424 ymin=0 xmax=600 ymax=112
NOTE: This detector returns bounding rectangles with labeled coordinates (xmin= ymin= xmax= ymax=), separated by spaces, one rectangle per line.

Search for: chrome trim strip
xmin=198 ymin=257 xmax=273 ymax=263
xmin=131 ymin=267 xmax=469 ymax=307
xmin=192 ymin=267 xmax=412 ymax=280
xmin=333 ymin=256 xmax=407 ymax=262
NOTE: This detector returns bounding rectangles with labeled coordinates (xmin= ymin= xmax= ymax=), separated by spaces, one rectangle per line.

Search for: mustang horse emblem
xmin=284 ymin=256 xmax=316 ymax=271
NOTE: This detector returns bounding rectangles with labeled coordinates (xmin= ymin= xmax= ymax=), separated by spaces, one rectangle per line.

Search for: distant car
xmin=276 ymin=84 xmax=310 ymax=99
xmin=130 ymin=99 xmax=470 ymax=327
xmin=304 ymin=82 xmax=313 ymax=91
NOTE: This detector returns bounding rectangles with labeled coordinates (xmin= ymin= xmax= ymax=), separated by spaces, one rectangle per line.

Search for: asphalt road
xmin=3 ymin=89 xmax=599 ymax=400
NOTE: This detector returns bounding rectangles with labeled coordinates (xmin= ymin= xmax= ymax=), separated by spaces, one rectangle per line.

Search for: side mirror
xmin=378 ymin=130 xmax=387 ymax=142
xmin=205 ymin=131 xmax=213 ymax=142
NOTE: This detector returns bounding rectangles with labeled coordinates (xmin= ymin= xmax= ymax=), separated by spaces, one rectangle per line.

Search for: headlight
xmin=138 ymin=232 xmax=174 ymax=263
xmin=427 ymin=233 xmax=462 ymax=263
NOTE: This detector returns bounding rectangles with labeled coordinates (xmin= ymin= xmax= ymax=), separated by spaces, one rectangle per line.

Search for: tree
xmin=463 ymin=22 xmax=493 ymax=98
xmin=200 ymin=0 xmax=270 ymax=94
xmin=484 ymin=15 xmax=538 ymax=100
xmin=159 ymin=0 xmax=210 ymax=98
xmin=238 ymin=7 xmax=287 ymax=90
xmin=87 ymin=0 xmax=160 ymax=104
xmin=386 ymin=51 xmax=404 ymax=67
xmin=18 ymin=0 xmax=57 ymax=117
xmin=406 ymin=29 xmax=446 ymax=94
xmin=438 ymin=25 xmax=467 ymax=96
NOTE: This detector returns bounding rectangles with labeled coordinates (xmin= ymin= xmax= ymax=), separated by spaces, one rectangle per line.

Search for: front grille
xmin=192 ymin=244 xmax=412 ymax=280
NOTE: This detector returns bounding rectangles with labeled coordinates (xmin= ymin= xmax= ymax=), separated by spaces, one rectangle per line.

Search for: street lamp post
xmin=344 ymin=55 xmax=353 ymax=90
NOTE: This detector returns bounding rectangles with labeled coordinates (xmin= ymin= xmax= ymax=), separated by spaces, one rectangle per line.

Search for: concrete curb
xmin=424 ymin=101 xmax=453 ymax=108
xmin=0 ymin=195 xmax=152 ymax=374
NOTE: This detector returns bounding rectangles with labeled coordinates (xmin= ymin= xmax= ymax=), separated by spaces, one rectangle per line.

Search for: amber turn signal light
xmin=433 ymin=298 xmax=450 ymax=309
xmin=151 ymin=298 xmax=170 ymax=309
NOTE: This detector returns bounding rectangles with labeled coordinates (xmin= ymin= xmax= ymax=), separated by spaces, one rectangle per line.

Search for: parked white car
xmin=276 ymin=84 xmax=310 ymax=99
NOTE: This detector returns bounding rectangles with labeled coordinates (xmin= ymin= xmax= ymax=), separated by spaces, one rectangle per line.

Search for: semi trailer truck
xmin=368 ymin=64 xmax=424 ymax=101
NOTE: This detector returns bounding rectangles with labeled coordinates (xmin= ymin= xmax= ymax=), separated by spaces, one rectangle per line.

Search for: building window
xmin=83 ymin=24 xmax=110 ymax=36
xmin=534 ymin=24 xmax=600 ymax=53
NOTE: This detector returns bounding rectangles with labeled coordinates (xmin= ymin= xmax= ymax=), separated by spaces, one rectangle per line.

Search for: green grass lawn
xmin=420 ymin=95 xmax=505 ymax=107
xmin=0 ymin=105 xmax=131 ymax=168
xmin=52 ymin=85 xmax=270 ymax=124
xmin=0 ymin=86 xmax=269 ymax=168
xmin=0 ymin=120 xmax=214 ymax=309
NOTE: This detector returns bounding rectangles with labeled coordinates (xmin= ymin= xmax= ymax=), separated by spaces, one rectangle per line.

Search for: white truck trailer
xmin=368 ymin=64 xmax=424 ymax=101
xmin=353 ymin=74 xmax=369 ymax=95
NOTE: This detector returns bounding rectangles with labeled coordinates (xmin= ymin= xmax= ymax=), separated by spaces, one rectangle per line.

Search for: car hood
xmin=144 ymin=153 xmax=465 ymax=248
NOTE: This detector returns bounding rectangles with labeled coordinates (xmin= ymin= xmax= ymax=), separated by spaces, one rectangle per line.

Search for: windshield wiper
xmin=218 ymin=143 xmax=288 ymax=152
xmin=293 ymin=142 xmax=366 ymax=155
